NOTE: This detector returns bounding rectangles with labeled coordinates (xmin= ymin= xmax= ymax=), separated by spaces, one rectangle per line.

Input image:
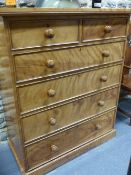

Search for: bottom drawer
xmin=26 ymin=110 xmax=115 ymax=169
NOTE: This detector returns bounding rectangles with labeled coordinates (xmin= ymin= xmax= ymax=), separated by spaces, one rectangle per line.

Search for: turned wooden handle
xmin=102 ymin=50 xmax=110 ymax=57
xmin=49 ymin=117 xmax=56 ymax=125
xmin=48 ymin=89 xmax=56 ymax=97
xmin=96 ymin=124 xmax=102 ymax=130
xmin=104 ymin=26 xmax=112 ymax=33
xmin=47 ymin=59 xmax=55 ymax=68
xmin=45 ymin=29 xmax=55 ymax=38
xmin=100 ymin=75 xmax=108 ymax=82
xmin=98 ymin=100 xmax=105 ymax=107
xmin=51 ymin=145 xmax=58 ymax=152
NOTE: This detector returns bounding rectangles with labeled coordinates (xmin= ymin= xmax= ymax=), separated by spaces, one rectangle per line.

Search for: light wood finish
xmin=22 ymin=87 xmax=118 ymax=143
xmin=82 ymin=18 xmax=127 ymax=41
xmin=0 ymin=17 xmax=26 ymax=169
xmin=26 ymin=110 xmax=115 ymax=169
xmin=0 ymin=9 xmax=129 ymax=175
xmin=18 ymin=64 xmax=121 ymax=114
xmin=15 ymin=42 xmax=124 ymax=82
xmin=10 ymin=20 xmax=79 ymax=49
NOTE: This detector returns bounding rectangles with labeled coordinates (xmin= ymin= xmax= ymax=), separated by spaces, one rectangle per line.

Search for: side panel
xmin=0 ymin=17 xmax=26 ymax=171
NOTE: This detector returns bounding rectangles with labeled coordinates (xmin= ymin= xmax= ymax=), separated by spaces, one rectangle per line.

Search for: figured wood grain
xmin=10 ymin=20 xmax=79 ymax=49
xmin=0 ymin=17 xmax=26 ymax=169
xmin=18 ymin=64 xmax=122 ymax=114
xmin=15 ymin=42 xmax=124 ymax=82
xmin=82 ymin=18 xmax=127 ymax=41
xmin=22 ymin=87 xmax=118 ymax=143
xmin=26 ymin=110 xmax=115 ymax=169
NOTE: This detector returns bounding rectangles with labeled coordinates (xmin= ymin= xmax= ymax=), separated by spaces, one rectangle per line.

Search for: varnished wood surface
xmin=0 ymin=8 xmax=131 ymax=16
xmin=26 ymin=110 xmax=115 ymax=169
xmin=82 ymin=18 xmax=127 ymax=41
xmin=15 ymin=42 xmax=124 ymax=82
xmin=10 ymin=20 xmax=79 ymax=49
xmin=22 ymin=87 xmax=118 ymax=143
xmin=0 ymin=17 xmax=26 ymax=169
xmin=2 ymin=10 xmax=129 ymax=175
xmin=18 ymin=64 xmax=121 ymax=114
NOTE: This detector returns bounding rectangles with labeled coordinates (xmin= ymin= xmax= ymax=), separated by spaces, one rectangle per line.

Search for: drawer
xmin=26 ymin=110 xmax=115 ymax=169
xmin=18 ymin=64 xmax=121 ymax=114
xmin=10 ymin=20 xmax=79 ymax=49
xmin=82 ymin=18 xmax=127 ymax=41
xmin=15 ymin=42 xmax=124 ymax=82
xmin=22 ymin=87 xmax=118 ymax=142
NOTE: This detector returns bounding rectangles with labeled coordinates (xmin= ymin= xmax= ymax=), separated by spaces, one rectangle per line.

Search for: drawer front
xmin=18 ymin=65 xmax=121 ymax=114
xmin=23 ymin=88 xmax=118 ymax=142
xmin=82 ymin=18 xmax=127 ymax=41
xmin=10 ymin=20 xmax=78 ymax=49
xmin=15 ymin=42 xmax=124 ymax=82
xmin=26 ymin=110 xmax=115 ymax=169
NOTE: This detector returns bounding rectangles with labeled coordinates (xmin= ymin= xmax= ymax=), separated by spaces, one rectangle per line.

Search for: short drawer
xmin=22 ymin=87 xmax=118 ymax=142
xmin=15 ymin=42 xmax=124 ymax=82
xmin=10 ymin=20 xmax=79 ymax=49
xmin=82 ymin=18 xmax=127 ymax=41
xmin=26 ymin=110 xmax=115 ymax=169
xmin=18 ymin=65 xmax=122 ymax=113
xmin=18 ymin=64 xmax=121 ymax=114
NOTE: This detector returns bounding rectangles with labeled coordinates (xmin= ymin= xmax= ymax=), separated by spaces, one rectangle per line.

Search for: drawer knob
xmin=96 ymin=124 xmax=102 ymax=130
xmin=98 ymin=100 xmax=105 ymax=107
xmin=49 ymin=117 xmax=56 ymax=125
xmin=47 ymin=59 xmax=55 ymax=68
xmin=102 ymin=50 xmax=110 ymax=57
xmin=104 ymin=26 xmax=112 ymax=33
xmin=51 ymin=145 xmax=58 ymax=152
xmin=100 ymin=75 xmax=108 ymax=82
xmin=45 ymin=29 xmax=55 ymax=38
xmin=48 ymin=89 xmax=56 ymax=97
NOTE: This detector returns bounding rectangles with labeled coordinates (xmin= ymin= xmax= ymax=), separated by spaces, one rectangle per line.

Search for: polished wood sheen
xmin=82 ymin=18 xmax=127 ymax=41
xmin=22 ymin=87 xmax=118 ymax=143
xmin=26 ymin=110 xmax=115 ymax=169
xmin=18 ymin=64 xmax=121 ymax=114
xmin=10 ymin=20 xmax=79 ymax=49
xmin=15 ymin=42 xmax=124 ymax=82
xmin=0 ymin=8 xmax=129 ymax=175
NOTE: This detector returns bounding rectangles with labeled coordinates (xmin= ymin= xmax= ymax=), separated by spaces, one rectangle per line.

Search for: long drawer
xmin=18 ymin=64 xmax=121 ymax=114
xmin=22 ymin=87 xmax=118 ymax=143
xmin=82 ymin=18 xmax=127 ymax=41
xmin=26 ymin=110 xmax=115 ymax=169
xmin=10 ymin=20 xmax=79 ymax=49
xmin=15 ymin=42 xmax=124 ymax=82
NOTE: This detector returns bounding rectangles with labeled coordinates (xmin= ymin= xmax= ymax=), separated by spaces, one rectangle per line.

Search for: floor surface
xmin=0 ymin=112 xmax=131 ymax=175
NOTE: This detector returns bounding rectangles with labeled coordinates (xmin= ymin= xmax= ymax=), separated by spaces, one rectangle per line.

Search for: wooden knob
xmin=48 ymin=89 xmax=56 ymax=97
xmin=98 ymin=100 xmax=105 ymax=107
xmin=51 ymin=145 xmax=58 ymax=152
xmin=102 ymin=50 xmax=110 ymax=57
xmin=96 ymin=124 xmax=102 ymax=130
xmin=45 ymin=29 xmax=55 ymax=38
xmin=49 ymin=117 xmax=56 ymax=125
xmin=100 ymin=75 xmax=108 ymax=82
xmin=47 ymin=59 xmax=55 ymax=68
xmin=104 ymin=26 xmax=112 ymax=33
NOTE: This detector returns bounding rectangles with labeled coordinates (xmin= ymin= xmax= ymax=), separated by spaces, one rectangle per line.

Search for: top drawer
xmin=10 ymin=20 xmax=79 ymax=49
xmin=82 ymin=18 xmax=127 ymax=41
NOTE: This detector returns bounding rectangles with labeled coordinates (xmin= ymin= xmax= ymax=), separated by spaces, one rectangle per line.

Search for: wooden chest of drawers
xmin=0 ymin=8 xmax=130 ymax=175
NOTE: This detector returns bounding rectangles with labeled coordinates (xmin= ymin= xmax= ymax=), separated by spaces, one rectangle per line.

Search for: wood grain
xmin=18 ymin=64 xmax=122 ymax=114
xmin=14 ymin=42 xmax=124 ymax=82
xmin=22 ymin=87 xmax=118 ymax=143
xmin=10 ymin=20 xmax=79 ymax=49
xmin=0 ymin=17 xmax=26 ymax=169
xmin=82 ymin=18 xmax=127 ymax=41
xmin=26 ymin=110 xmax=115 ymax=169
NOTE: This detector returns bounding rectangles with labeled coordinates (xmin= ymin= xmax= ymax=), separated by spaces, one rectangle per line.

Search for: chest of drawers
xmin=0 ymin=8 xmax=130 ymax=175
